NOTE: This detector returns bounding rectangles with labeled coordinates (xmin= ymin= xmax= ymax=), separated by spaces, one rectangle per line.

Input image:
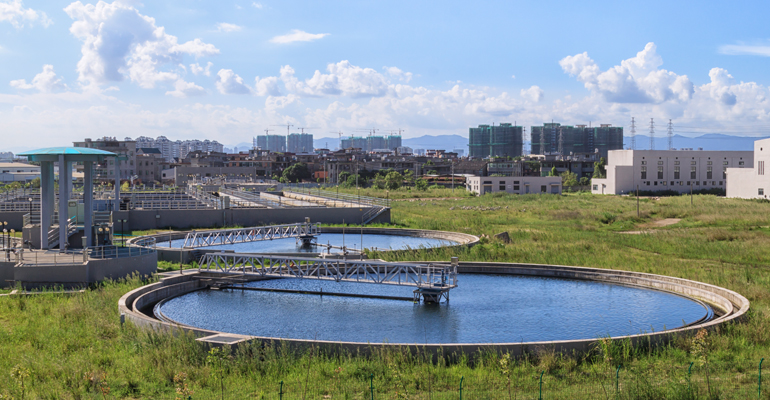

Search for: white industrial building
xmin=726 ymin=138 xmax=770 ymax=199
xmin=466 ymin=176 xmax=562 ymax=195
xmin=592 ymin=149 xmax=753 ymax=195
xmin=0 ymin=162 xmax=40 ymax=184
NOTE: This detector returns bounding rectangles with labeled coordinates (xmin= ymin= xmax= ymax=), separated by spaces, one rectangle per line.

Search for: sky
xmin=3 ymin=0 xmax=770 ymax=152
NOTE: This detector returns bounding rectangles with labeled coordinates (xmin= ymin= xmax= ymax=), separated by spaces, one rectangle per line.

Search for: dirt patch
xmin=619 ymin=218 xmax=681 ymax=235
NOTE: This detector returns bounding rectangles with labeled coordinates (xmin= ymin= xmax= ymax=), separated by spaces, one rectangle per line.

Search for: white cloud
xmin=384 ymin=66 xmax=412 ymax=83
xmin=216 ymin=22 xmax=242 ymax=33
xmin=252 ymin=2 xmax=263 ymax=9
xmin=270 ymin=29 xmax=328 ymax=44
xmin=719 ymin=43 xmax=770 ymax=57
xmin=216 ymin=69 xmax=251 ymax=94
xmin=165 ymin=79 xmax=206 ymax=98
xmin=520 ymin=85 xmax=543 ymax=103
xmin=64 ymin=1 xmax=219 ymax=89
xmin=10 ymin=65 xmax=67 ymax=92
xmin=560 ymin=42 xmax=693 ymax=104
xmin=254 ymin=76 xmax=280 ymax=96
xmin=280 ymin=61 xmax=389 ymax=97
xmin=190 ymin=62 xmax=213 ymax=76
xmin=0 ymin=0 xmax=51 ymax=28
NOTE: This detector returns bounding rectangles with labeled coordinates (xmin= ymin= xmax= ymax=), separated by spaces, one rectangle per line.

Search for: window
xmin=723 ymin=161 xmax=729 ymax=165
xmin=641 ymin=161 xmax=647 ymax=165
xmin=514 ymin=181 xmax=520 ymax=184
xmin=541 ymin=185 xmax=547 ymax=193
xmin=483 ymin=180 xmax=492 ymax=184
xmin=739 ymin=161 xmax=745 ymax=166
xmin=690 ymin=167 xmax=696 ymax=179
xmin=514 ymin=185 xmax=519 ymax=191
xmin=707 ymin=161 xmax=712 ymax=165
xmin=641 ymin=166 xmax=647 ymax=179
xmin=499 ymin=185 xmax=506 ymax=191
xmin=719 ymin=181 xmax=723 ymax=185
xmin=674 ymin=161 xmax=680 ymax=166
xmin=760 ymin=188 xmax=765 ymax=196
xmin=657 ymin=166 xmax=663 ymax=179
xmin=671 ymin=181 xmax=675 ymax=185
xmin=500 ymin=180 xmax=505 ymax=184
xmin=674 ymin=166 xmax=680 ymax=179
xmin=691 ymin=161 xmax=697 ymax=165
xmin=723 ymin=168 xmax=727 ymax=180
xmin=657 ymin=161 xmax=663 ymax=165
xmin=654 ymin=181 xmax=658 ymax=186
xmin=760 ymin=161 xmax=765 ymax=175
xmin=592 ymin=185 xmax=598 ymax=190
xmin=707 ymin=167 xmax=713 ymax=179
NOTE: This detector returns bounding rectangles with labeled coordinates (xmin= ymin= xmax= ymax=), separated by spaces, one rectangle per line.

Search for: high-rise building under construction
xmin=468 ymin=123 xmax=523 ymax=158
xmin=341 ymin=135 xmax=403 ymax=152
xmin=530 ymin=123 xmax=623 ymax=158
xmin=256 ymin=135 xmax=286 ymax=152
xmin=287 ymin=133 xmax=314 ymax=153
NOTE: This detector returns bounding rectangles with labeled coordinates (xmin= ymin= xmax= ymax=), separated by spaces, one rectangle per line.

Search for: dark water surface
xmin=161 ymin=233 xmax=454 ymax=253
xmin=158 ymin=274 xmax=709 ymax=344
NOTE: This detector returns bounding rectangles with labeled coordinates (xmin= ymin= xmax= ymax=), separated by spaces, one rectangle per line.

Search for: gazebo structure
xmin=17 ymin=147 xmax=117 ymax=251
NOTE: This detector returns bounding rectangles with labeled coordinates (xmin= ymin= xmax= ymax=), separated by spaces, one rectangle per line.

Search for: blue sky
xmin=2 ymin=0 xmax=770 ymax=152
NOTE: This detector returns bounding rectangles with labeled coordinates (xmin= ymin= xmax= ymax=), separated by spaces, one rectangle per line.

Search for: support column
xmin=114 ymin=157 xmax=120 ymax=210
xmin=40 ymin=161 xmax=54 ymax=250
xmin=58 ymin=155 xmax=70 ymax=253
xmin=84 ymin=161 xmax=93 ymax=248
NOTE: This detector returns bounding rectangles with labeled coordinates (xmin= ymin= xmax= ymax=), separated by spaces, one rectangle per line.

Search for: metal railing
xmin=182 ymin=223 xmax=319 ymax=248
xmin=218 ymin=188 xmax=279 ymax=208
xmin=285 ymin=186 xmax=390 ymax=207
xmin=199 ymin=253 xmax=458 ymax=290
xmin=87 ymin=245 xmax=155 ymax=259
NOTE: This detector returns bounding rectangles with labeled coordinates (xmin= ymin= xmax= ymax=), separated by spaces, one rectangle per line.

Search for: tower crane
xmin=271 ymin=123 xmax=294 ymax=136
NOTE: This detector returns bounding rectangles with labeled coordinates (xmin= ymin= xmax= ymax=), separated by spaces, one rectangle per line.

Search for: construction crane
xmin=297 ymin=127 xmax=318 ymax=134
xmin=271 ymin=123 xmax=294 ymax=136
xmin=329 ymin=131 xmax=345 ymax=150
xmin=254 ymin=128 xmax=274 ymax=150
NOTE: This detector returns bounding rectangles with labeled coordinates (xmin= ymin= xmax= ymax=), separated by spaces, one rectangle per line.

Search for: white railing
xmin=182 ymin=223 xmax=319 ymax=248
xmin=199 ymin=253 xmax=458 ymax=290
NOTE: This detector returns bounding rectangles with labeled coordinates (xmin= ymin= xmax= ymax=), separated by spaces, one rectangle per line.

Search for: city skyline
xmin=3 ymin=0 xmax=770 ymax=153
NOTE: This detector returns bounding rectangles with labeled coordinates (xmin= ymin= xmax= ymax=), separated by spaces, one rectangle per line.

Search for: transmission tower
xmin=630 ymin=117 xmax=636 ymax=150
xmin=558 ymin=127 xmax=564 ymax=156
xmin=667 ymin=119 xmax=673 ymax=150
xmin=649 ymin=118 xmax=655 ymax=150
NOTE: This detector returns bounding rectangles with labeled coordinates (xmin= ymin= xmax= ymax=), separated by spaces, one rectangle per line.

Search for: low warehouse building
xmin=466 ymin=176 xmax=562 ymax=195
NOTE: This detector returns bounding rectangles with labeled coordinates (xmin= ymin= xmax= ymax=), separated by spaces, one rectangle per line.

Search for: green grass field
xmin=2 ymin=189 xmax=770 ymax=398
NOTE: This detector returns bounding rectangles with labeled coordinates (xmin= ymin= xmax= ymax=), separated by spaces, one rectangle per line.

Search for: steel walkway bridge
xmin=182 ymin=222 xmax=319 ymax=248
xmin=198 ymin=253 xmax=459 ymax=303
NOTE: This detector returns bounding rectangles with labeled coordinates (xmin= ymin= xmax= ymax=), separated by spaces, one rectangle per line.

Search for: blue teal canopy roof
xmin=18 ymin=147 xmax=117 ymax=156
xmin=18 ymin=147 xmax=117 ymax=162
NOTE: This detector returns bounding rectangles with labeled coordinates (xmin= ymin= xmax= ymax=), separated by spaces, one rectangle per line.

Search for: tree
xmin=426 ymin=169 xmax=438 ymax=175
xmin=281 ymin=163 xmax=311 ymax=183
xmin=560 ymin=170 xmax=579 ymax=187
xmin=372 ymin=175 xmax=386 ymax=189
xmin=549 ymin=166 xmax=558 ymax=177
xmin=338 ymin=171 xmax=351 ymax=184
xmin=593 ymin=157 xmax=607 ymax=178
xmin=415 ymin=178 xmax=429 ymax=191
xmin=384 ymin=171 xmax=403 ymax=190
xmin=403 ymin=169 xmax=415 ymax=186
xmin=579 ymin=176 xmax=590 ymax=186
xmin=120 ymin=181 xmax=129 ymax=191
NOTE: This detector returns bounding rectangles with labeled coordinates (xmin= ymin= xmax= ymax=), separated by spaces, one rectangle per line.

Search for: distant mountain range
xmin=227 ymin=133 xmax=767 ymax=154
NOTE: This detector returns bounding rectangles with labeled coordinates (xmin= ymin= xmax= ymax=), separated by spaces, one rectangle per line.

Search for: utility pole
xmin=630 ymin=117 xmax=636 ymax=150
xmin=667 ymin=119 xmax=674 ymax=150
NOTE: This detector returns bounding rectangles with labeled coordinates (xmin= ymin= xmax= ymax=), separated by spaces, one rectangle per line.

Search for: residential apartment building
xmin=466 ymin=176 xmax=562 ymax=195
xmin=340 ymin=135 xmax=403 ymax=152
xmin=136 ymin=148 xmax=163 ymax=184
xmin=287 ymin=133 xmax=314 ymax=153
xmin=591 ymin=149 xmax=753 ymax=195
xmin=531 ymin=123 xmax=623 ymax=158
xmin=468 ymin=123 xmax=523 ymax=158
xmin=133 ymin=136 xmax=224 ymax=162
xmin=74 ymin=137 xmax=137 ymax=181
xmin=256 ymin=135 xmax=287 ymax=152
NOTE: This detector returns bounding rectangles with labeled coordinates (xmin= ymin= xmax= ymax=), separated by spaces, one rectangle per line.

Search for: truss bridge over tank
xmin=198 ymin=253 xmax=458 ymax=302
xmin=182 ymin=223 xmax=319 ymax=248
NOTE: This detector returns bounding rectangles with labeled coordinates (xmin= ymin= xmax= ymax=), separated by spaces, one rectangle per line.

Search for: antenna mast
xmin=649 ymin=118 xmax=655 ymax=150
xmin=667 ymin=119 xmax=673 ymax=150
xmin=630 ymin=117 xmax=636 ymax=150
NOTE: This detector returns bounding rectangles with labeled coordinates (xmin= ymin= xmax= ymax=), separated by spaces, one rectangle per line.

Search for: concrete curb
xmin=118 ymin=262 xmax=749 ymax=357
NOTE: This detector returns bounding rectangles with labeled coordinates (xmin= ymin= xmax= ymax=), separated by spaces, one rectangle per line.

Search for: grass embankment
xmin=2 ymin=190 xmax=770 ymax=398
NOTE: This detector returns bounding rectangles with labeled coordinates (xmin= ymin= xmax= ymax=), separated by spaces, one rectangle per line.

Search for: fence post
xmin=459 ymin=376 xmax=464 ymax=400
xmin=279 ymin=380 xmax=283 ymax=400
xmin=370 ymin=373 xmax=374 ymax=400
xmin=539 ymin=371 xmax=544 ymax=400
xmin=757 ymin=357 xmax=765 ymax=399
xmin=616 ymin=365 xmax=622 ymax=398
